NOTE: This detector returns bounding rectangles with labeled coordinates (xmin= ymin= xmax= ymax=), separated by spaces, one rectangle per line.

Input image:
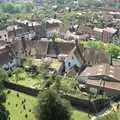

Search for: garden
xmin=2 ymin=57 xmax=119 ymax=120
xmin=4 ymin=89 xmax=89 ymax=120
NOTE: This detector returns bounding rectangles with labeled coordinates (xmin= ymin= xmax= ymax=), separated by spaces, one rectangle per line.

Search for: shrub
xmin=17 ymin=93 xmax=19 ymax=97
xmin=7 ymin=90 xmax=11 ymax=94
xmin=25 ymin=114 xmax=28 ymax=118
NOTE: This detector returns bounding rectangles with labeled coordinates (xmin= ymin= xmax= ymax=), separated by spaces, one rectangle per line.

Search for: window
xmin=4 ymin=34 xmax=6 ymax=37
xmin=0 ymin=36 xmax=1 ymax=39
xmin=68 ymin=62 xmax=71 ymax=67
xmin=5 ymin=39 xmax=7 ymax=41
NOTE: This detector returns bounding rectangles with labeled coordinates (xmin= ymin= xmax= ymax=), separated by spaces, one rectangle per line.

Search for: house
xmin=65 ymin=46 xmax=110 ymax=71
xmin=93 ymin=27 xmax=103 ymax=40
xmin=46 ymin=19 xmax=63 ymax=38
xmin=65 ymin=45 xmax=84 ymax=71
xmin=15 ymin=20 xmax=46 ymax=39
xmin=76 ymin=25 xmax=93 ymax=35
xmin=102 ymin=27 xmax=117 ymax=43
xmin=78 ymin=64 xmax=120 ymax=96
xmin=93 ymin=27 xmax=118 ymax=43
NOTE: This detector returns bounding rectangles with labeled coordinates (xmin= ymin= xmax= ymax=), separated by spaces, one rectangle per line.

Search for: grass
xmin=4 ymin=89 xmax=90 ymax=120
xmin=10 ymin=69 xmax=43 ymax=88
xmin=72 ymin=108 xmax=89 ymax=120
xmin=4 ymin=90 xmax=37 ymax=120
xmin=96 ymin=112 xmax=120 ymax=120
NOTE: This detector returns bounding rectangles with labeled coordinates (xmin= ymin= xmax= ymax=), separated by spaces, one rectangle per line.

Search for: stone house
xmin=78 ymin=64 xmax=120 ymax=97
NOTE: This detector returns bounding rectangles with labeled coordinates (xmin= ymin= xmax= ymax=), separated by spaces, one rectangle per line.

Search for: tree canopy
xmin=84 ymin=41 xmax=120 ymax=59
xmin=0 ymin=2 xmax=35 ymax=14
xmin=0 ymin=68 xmax=8 ymax=82
xmin=0 ymin=67 xmax=9 ymax=120
xmin=35 ymin=90 xmax=71 ymax=120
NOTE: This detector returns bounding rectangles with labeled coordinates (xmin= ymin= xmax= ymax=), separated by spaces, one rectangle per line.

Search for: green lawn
xmin=72 ymin=108 xmax=89 ymax=120
xmin=4 ymin=90 xmax=37 ymax=120
xmin=4 ymin=89 xmax=90 ymax=120
xmin=10 ymin=69 xmax=43 ymax=88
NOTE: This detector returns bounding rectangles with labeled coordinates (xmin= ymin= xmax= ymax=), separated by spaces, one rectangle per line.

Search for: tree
xmin=14 ymin=68 xmax=23 ymax=83
xmin=0 ymin=67 xmax=9 ymax=120
xmin=84 ymin=41 xmax=120 ymax=59
xmin=35 ymin=90 xmax=71 ymax=120
xmin=0 ymin=67 xmax=8 ymax=84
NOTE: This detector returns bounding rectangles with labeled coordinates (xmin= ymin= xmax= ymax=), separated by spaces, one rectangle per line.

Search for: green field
xmin=4 ymin=89 xmax=90 ymax=120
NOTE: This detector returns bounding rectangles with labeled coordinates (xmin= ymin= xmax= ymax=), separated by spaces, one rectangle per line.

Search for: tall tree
xmin=0 ymin=68 xmax=9 ymax=120
xmin=35 ymin=89 xmax=71 ymax=120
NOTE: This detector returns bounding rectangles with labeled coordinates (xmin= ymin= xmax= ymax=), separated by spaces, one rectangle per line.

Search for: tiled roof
xmin=80 ymin=64 xmax=120 ymax=82
xmin=87 ymin=79 xmax=120 ymax=91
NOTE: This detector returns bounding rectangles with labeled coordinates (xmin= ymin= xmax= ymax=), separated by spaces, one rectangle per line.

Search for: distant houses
xmin=93 ymin=27 xmax=118 ymax=43
xmin=46 ymin=18 xmax=63 ymax=38
xmin=17 ymin=39 xmax=111 ymax=74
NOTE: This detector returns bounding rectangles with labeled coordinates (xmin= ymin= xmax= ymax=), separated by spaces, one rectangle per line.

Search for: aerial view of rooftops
xmin=0 ymin=0 xmax=120 ymax=120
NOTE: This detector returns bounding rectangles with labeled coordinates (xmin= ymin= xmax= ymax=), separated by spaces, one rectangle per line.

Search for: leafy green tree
xmin=14 ymin=68 xmax=23 ymax=83
xmin=0 ymin=68 xmax=9 ymax=120
xmin=0 ymin=2 xmax=34 ymax=14
xmin=0 ymin=68 xmax=8 ymax=82
xmin=35 ymin=89 xmax=71 ymax=120
xmin=84 ymin=41 xmax=120 ymax=59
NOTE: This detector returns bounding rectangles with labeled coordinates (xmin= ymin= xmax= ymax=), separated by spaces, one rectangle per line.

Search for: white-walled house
xmin=65 ymin=47 xmax=83 ymax=71
xmin=64 ymin=46 xmax=110 ymax=72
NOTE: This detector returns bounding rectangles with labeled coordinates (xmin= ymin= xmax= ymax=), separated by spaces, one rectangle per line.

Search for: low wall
xmin=3 ymin=81 xmax=110 ymax=114
xmin=3 ymin=81 xmax=39 ymax=97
